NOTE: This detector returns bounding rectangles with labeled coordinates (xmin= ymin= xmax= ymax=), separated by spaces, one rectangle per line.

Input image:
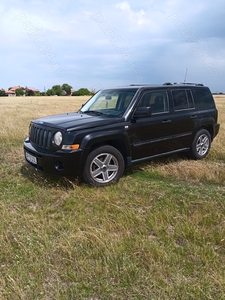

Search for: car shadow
xmin=123 ymin=152 xmax=189 ymax=177
xmin=20 ymin=163 xmax=82 ymax=189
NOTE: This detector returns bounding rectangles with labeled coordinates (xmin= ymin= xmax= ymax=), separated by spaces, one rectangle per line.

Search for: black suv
xmin=24 ymin=83 xmax=220 ymax=186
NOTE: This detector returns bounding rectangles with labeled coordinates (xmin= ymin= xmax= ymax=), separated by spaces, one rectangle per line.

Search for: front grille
xmin=29 ymin=124 xmax=52 ymax=150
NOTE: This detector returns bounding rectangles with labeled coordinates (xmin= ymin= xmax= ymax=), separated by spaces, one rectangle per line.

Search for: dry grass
xmin=0 ymin=95 xmax=225 ymax=299
xmin=0 ymin=96 xmax=89 ymax=150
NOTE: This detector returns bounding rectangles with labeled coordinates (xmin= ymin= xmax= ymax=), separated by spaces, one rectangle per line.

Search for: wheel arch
xmin=195 ymin=124 xmax=213 ymax=141
xmin=80 ymin=132 xmax=132 ymax=167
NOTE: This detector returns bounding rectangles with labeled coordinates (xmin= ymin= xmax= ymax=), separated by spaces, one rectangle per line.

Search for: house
xmin=4 ymin=90 xmax=16 ymax=96
xmin=4 ymin=86 xmax=40 ymax=96
xmin=25 ymin=87 xmax=40 ymax=96
xmin=4 ymin=86 xmax=23 ymax=96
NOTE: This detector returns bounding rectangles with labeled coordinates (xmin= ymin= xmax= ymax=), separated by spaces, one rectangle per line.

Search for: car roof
xmin=102 ymin=82 xmax=206 ymax=90
xmin=129 ymin=82 xmax=205 ymax=88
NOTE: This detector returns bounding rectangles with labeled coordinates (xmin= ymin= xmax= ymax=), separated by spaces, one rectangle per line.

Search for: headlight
xmin=53 ymin=131 xmax=63 ymax=146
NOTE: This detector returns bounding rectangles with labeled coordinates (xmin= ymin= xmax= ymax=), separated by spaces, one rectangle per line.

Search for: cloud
xmin=0 ymin=0 xmax=224 ymax=92
xmin=115 ymin=1 xmax=146 ymax=25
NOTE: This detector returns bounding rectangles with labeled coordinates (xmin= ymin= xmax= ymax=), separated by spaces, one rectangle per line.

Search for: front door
xmin=128 ymin=90 xmax=173 ymax=161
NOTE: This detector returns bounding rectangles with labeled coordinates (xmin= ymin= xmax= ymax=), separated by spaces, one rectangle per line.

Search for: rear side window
xmin=194 ymin=88 xmax=215 ymax=109
xmin=172 ymin=90 xmax=195 ymax=111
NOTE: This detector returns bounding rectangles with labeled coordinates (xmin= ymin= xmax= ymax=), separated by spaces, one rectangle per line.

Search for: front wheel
xmin=83 ymin=145 xmax=125 ymax=186
xmin=190 ymin=129 xmax=211 ymax=160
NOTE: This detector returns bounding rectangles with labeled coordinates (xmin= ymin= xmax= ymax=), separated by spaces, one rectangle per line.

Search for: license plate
xmin=25 ymin=152 xmax=37 ymax=165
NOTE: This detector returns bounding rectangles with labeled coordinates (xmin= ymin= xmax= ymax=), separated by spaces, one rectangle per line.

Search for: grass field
xmin=1 ymin=95 xmax=225 ymax=299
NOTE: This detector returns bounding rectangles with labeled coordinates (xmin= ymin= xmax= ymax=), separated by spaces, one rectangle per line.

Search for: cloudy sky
xmin=1 ymin=0 xmax=225 ymax=92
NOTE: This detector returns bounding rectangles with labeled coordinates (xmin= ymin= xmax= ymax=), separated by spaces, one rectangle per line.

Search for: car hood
xmin=32 ymin=112 xmax=124 ymax=131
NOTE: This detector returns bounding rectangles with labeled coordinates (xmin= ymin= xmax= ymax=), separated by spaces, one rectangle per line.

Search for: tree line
xmin=45 ymin=84 xmax=94 ymax=96
xmin=0 ymin=84 xmax=95 ymax=97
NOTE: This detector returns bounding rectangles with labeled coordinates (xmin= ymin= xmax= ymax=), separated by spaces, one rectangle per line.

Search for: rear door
xmin=129 ymin=90 xmax=173 ymax=160
xmin=170 ymin=89 xmax=198 ymax=150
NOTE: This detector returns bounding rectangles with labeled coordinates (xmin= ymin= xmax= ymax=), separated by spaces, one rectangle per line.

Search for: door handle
xmin=190 ymin=115 xmax=198 ymax=119
xmin=162 ymin=119 xmax=171 ymax=124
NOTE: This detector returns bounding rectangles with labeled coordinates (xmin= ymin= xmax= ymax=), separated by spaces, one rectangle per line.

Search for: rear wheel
xmin=83 ymin=145 xmax=125 ymax=186
xmin=190 ymin=129 xmax=211 ymax=159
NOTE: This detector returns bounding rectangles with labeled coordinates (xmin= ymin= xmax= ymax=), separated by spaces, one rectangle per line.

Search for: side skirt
xmin=131 ymin=148 xmax=190 ymax=164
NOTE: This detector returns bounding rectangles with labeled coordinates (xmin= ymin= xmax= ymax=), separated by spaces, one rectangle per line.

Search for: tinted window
xmin=194 ymin=88 xmax=215 ymax=109
xmin=172 ymin=90 xmax=195 ymax=111
xmin=139 ymin=91 xmax=169 ymax=114
xmin=186 ymin=90 xmax=195 ymax=108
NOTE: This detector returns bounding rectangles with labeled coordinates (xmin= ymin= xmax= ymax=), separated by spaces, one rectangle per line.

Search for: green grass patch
xmin=1 ymin=96 xmax=225 ymax=299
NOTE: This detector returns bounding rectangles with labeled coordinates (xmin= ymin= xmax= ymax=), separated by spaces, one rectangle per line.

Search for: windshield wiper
xmin=81 ymin=110 xmax=105 ymax=116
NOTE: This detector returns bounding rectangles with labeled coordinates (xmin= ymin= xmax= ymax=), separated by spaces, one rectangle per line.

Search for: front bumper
xmin=24 ymin=138 xmax=84 ymax=176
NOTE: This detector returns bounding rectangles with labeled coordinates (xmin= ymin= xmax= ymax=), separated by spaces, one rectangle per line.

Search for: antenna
xmin=184 ymin=68 xmax=188 ymax=83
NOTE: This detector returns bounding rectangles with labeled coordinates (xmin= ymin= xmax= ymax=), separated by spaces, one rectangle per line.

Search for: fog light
xmin=55 ymin=161 xmax=64 ymax=171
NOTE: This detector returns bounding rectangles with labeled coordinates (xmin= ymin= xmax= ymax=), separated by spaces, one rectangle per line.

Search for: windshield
xmin=80 ymin=89 xmax=137 ymax=117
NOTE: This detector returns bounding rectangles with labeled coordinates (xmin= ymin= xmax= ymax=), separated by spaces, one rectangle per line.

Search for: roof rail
xmin=129 ymin=84 xmax=148 ymax=86
xmin=163 ymin=82 xmax=173 ymax=85
xmin=163 ymin=82 xmax=204 ymax=86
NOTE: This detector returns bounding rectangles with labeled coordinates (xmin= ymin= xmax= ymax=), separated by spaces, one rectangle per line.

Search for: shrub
xmin=72 ymin=88 xmax=93 ymax=96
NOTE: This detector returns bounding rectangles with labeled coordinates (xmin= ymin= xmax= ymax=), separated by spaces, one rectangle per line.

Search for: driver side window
xmin=139 ymin=91 xmax=169 ymax=114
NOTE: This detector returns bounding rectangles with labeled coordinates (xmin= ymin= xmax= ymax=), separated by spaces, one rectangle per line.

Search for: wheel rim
xmin=196 ymin=133 xmax=209 ymax=156
xmin=90 ymin=152 xmax=119 ymax=183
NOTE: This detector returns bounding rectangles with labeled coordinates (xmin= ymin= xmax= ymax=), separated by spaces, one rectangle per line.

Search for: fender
xmin=79 ymin=129 xmax=132 ymax=166
xmin=192 ymin=116 xmax=216 ymax=139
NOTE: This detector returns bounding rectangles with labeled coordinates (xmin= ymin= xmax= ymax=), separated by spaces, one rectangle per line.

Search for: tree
xmin=46 ymin=88 xmax=53 ymax=96
xmin=0 ymin=89 xmax=5 ymax=96
xmin=45 ymin=84 xmax=73 ymax=96
xmin=52 ymin=85 xmax=62 ymax=96
xmin=72 ymin=88 xmax=93 ymax=96
xmin=61 ymin=83 xmax=72 ymax=95
xmin=15 ymin=88 xmax=24 ymax=96
xmin=46 ymin=85 xmax=62 ymax=96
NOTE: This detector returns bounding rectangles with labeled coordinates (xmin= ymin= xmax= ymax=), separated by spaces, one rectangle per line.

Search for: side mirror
xmin=133 ymin=107 xmax=151 ymax=118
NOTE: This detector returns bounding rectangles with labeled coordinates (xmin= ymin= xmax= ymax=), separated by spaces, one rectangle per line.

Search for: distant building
xmin=25 ymin=87 xmax=40 ymax=96
xmin=4 ymin=86 xmax=40 ymax=96
xmin=4 ymin=86 xmax=22 ymax=96
xmin=4 ymin=90 xmax=15 ymax=96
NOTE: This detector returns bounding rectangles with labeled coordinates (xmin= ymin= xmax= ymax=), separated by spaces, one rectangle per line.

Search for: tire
xmin=83 ymin=145 xmax=125 ymax=186
xmin=190 ymin=129 xmax=211 ymax=160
